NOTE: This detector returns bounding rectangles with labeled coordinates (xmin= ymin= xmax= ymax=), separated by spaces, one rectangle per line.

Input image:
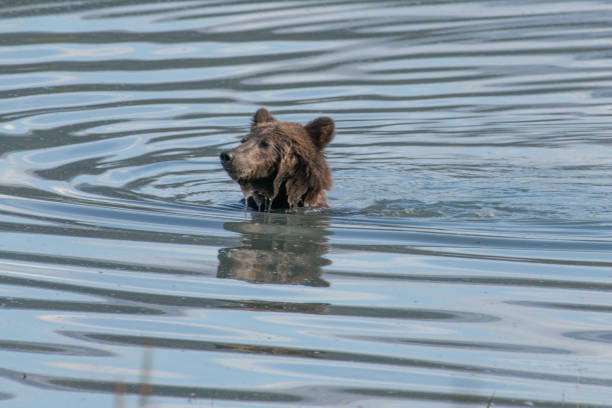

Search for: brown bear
xmin=220 ymin=108 xmax=335 ymax=210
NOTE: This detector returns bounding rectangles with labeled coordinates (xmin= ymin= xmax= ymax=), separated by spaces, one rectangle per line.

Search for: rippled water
xmin=1 ymin=1 xmax=612 ymax=407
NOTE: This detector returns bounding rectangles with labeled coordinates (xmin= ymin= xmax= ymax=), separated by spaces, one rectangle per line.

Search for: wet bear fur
xmin=220 ymin=108 xmax=335 ymax=210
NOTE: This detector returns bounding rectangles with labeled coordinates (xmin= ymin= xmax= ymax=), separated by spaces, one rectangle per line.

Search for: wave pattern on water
xmin=0 ymin=1 xmax=612 ymax=407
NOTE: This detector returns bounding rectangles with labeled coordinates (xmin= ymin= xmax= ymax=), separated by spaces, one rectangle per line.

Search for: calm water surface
xmin=1 ymin=1 xmax=612 ymax=407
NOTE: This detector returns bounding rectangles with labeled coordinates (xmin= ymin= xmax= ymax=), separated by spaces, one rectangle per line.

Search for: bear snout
xmin=219 ymin=151 xmax=233 ymax=164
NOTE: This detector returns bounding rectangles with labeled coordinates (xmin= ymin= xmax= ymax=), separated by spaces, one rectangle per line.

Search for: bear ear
xmin=251 ymin=108 xmax=276 ymax=127
xmin=304 ymin=117 xmax=335 ymax=150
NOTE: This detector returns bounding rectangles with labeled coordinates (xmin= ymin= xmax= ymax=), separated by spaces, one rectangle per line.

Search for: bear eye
xmin=259 ymin=140 xmax=269 ymax=149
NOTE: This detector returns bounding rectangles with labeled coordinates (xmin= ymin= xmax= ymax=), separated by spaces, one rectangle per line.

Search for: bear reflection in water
xmin=217 ymin=212 xmax=331 ymax=286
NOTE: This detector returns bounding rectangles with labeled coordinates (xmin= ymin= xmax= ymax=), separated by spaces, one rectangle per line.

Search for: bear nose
xmin=219 ymin=151 xmax=233 ymax=164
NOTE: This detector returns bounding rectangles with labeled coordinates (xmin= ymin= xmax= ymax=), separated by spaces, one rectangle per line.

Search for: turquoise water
xmin=1 ymin=1 xmax=612 ymax=407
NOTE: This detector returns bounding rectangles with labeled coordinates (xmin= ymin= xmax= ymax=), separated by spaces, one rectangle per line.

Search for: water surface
xmin=1 ymin=1 xmax=612 ymax=407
